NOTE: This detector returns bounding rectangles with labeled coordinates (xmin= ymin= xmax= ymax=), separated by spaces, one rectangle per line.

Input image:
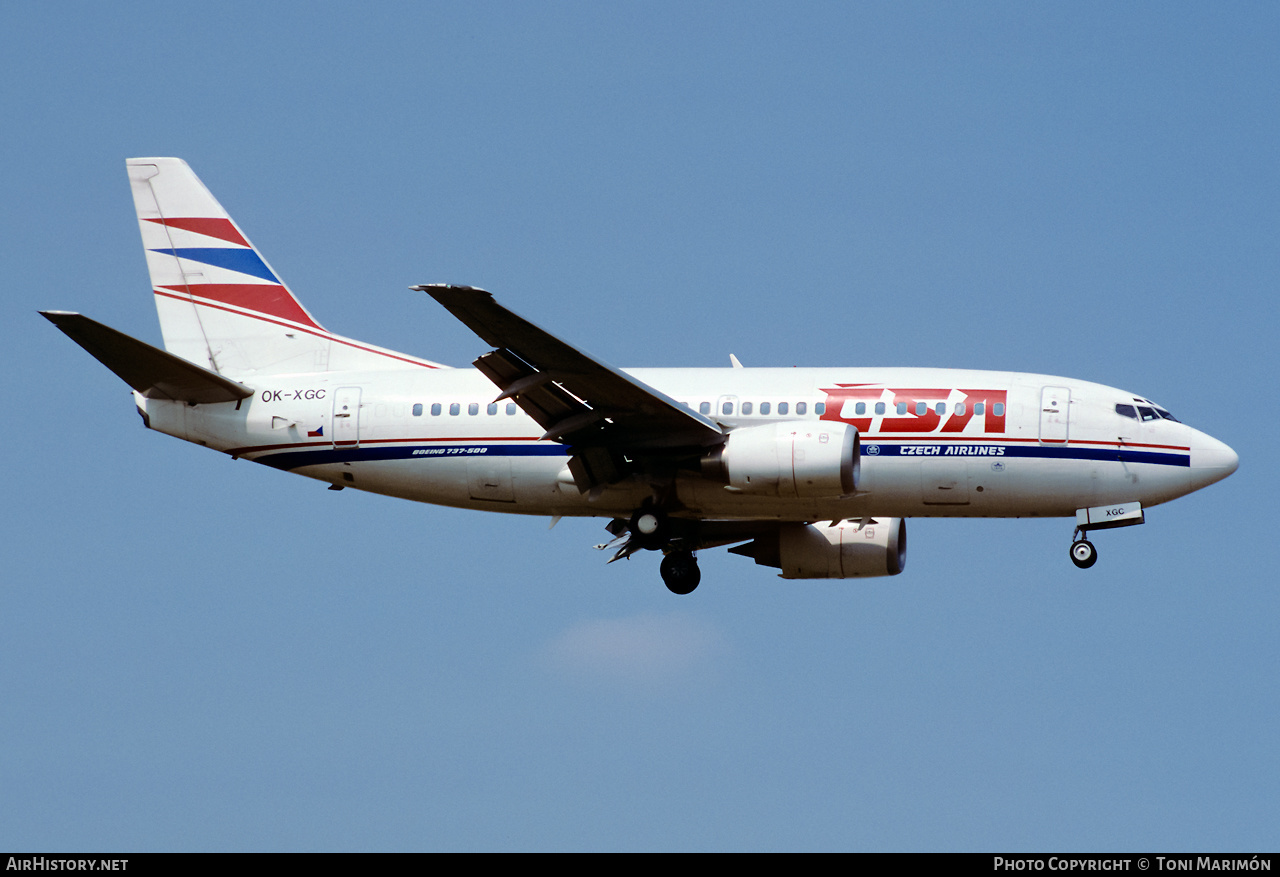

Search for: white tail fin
xmin=128 ymin=158 xmax=445 ymax=377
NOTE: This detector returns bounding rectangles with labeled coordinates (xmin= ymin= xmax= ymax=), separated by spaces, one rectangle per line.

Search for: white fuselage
xmin=137 ymin=365 xmax=1237 ymax=523
xmin=45 ymin=158 xmax=1240 ymax=588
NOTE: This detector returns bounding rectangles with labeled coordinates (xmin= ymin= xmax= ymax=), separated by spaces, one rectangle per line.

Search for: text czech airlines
xmin=899 ymin=444 xmax=1006 ymax=456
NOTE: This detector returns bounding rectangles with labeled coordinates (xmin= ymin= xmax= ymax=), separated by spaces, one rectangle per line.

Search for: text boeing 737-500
xmin=43 ymin=158 xmax=1238 ymax=594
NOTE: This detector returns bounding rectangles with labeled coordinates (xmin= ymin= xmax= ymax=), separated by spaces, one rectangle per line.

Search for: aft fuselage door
xmin=332 ymin=386 xmax=362 ymax=447
xmin=1039 ymin=386 xmax=1071 ymax=445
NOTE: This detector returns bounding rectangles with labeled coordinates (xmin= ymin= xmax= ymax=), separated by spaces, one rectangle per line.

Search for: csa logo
xmin=866 ymin=445 xmax=881 ymax=456
xmin=991 ymin=461 xmax=1005 ymax=472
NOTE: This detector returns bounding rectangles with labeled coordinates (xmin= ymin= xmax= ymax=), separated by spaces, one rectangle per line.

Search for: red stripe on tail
xmin=159 ymin=284 xmax=323 ymax=329
xmin=144 ymin=217 xmax=250 ymax=247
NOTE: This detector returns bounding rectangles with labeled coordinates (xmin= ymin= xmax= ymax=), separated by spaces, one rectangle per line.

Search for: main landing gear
xmin=633 ymin=507 xmax=701 ymax=594
xmin=598 ymin=506 xmax=702 ymax=594
xmin=660 ymin=551 xmax=701 ymax=595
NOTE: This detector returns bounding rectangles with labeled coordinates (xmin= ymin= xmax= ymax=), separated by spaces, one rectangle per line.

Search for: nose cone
xmin=1189 ymin=432 xmax=1239 ymax=491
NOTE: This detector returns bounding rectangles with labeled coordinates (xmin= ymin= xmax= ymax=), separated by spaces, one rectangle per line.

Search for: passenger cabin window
xmin=897 ymin=402 xmax=907 ymax=415
xmin=722 ymin=402 xmax=734 ymax=415
xmin=449 ymin=403 xmax=460 ymax=416
xmin=431 ymin=403 xmax=442 ymax=416
xmin=993 ymin=403 xmax=1004 ymax=417
xmin=412 ymin=403 xmax=423 ymax=416
xmin=468 ymin=403 xmax=479 ymax=415
xmin=974 ymin=402 xmax=985 ymax=416
xmin=916 ymin=402 xmax=927 ymax=416
xmin=855 ymin=402 xmax=866 ymax=416
xmin=742 ymin=402 xmax=753 ymax=415
xmin=815 ymin=403 xmax=825 ymax=415
xmin=778 ymin=402 xmax=789 ymax=415
xmin=487 ymin=403 xmax=497 ymax=415
xmin=760 ymin=402 xmax=771 ymax=415
xmin=796 ymin=402 xmax=807 ymax=415
xmin=699 ymin=402 xmax=711 ymax=415
xmin=875 ymin=402 xmax=885 ymax=415
xmin=506 ymin=403 xmax=517 ymax=415
xmin=935 ymin=402 xmax=945 ymax=415
xmin=955 ymin=402 xmax=965 ymax=416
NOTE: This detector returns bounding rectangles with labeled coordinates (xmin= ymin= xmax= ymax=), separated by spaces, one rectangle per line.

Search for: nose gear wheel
xmin=1070 ymin=538 xmax=1097 ymax=569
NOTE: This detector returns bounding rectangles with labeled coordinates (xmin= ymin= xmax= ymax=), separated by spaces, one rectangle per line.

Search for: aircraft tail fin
xmin=127 ymin=158 xmax=445 ymax=377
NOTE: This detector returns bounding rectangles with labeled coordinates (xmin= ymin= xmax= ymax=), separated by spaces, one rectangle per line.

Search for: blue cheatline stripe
xmin=255 ymin=441 xmax=1188 ymax=472
xmin=862 ymin=443 xmax=1189 ymax=467
xmin=152 ymin=247 xmax=279 ymax=283
xmin=254 ymin=442 xmax=570 ymax=471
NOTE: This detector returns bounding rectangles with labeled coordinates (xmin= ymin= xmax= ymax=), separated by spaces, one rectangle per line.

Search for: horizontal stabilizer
xmin=41 ymin=311 xmax=253 ymax=404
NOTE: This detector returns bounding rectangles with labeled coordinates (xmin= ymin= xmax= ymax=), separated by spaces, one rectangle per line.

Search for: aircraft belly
xmin=675 ymin=453 xmax=1123 ymax=520
xmin=336 ymin=455 xmax=607 ymax=515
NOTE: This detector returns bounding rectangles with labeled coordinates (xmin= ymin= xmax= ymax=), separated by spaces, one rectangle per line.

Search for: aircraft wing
xmin=416 ymin=285 xmax=725 ymax=488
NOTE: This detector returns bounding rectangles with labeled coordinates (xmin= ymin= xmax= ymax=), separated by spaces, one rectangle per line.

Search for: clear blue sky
xmin=3 ymin=1 xmax=1277 ymax=851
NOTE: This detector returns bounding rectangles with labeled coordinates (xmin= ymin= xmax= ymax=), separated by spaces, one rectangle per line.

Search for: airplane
xmin=43 ymin=158 xmax=1239 ymax=594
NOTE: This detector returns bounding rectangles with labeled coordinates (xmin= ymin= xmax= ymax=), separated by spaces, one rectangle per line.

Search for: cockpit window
xmin=1120 ymin=400 xmax=1180 ymax=422
xmin=1134 ymin=397 xmax=1182 ymax=422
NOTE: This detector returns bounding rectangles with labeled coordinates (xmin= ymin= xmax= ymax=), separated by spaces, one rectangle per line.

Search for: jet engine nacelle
xmin=703 ymin=421 xmax=860 ymax=498
xmin=731 ymin=518 xmax=906 ymax=579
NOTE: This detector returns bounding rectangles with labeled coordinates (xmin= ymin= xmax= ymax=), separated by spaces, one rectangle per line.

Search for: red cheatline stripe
xmin=144 ymin=217 xmax=249 ymax=247
xmin=152 ymin=288 xmax=439 ymax=369
xmin=159 ymin=284 xmax=322 ymax=329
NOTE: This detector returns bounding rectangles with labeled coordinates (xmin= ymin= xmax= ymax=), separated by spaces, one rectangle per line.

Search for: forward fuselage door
xmin=332 ymin=386 xmax=362 ymax=447
xmin=1039 ymin=386 xmax=1071 ymax=445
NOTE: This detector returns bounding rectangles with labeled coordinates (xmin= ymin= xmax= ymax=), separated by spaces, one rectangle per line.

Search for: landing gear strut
xmin=660 ymin=551 xmax=701 ymax=595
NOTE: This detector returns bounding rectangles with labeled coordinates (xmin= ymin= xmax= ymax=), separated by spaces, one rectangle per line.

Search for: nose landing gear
xmin=1070 ymin=535 xmax=1098 ymax=569
xmin=1069 ymin=502 xmax=1145 ymax=569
